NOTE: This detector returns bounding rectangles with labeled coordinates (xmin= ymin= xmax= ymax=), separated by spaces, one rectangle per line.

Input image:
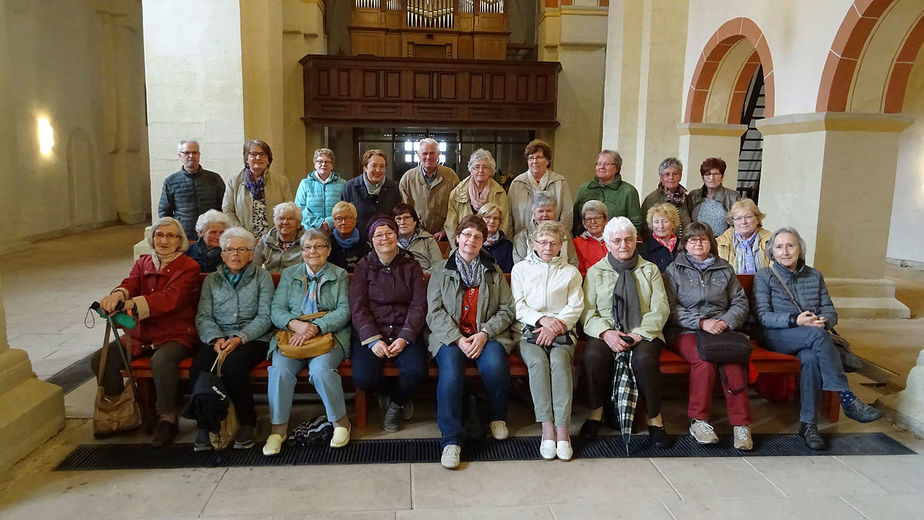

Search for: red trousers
xmin=669 ymin=332 xmax=751 ymax=426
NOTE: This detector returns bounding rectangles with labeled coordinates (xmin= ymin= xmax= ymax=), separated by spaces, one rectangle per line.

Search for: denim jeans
xmin=761 ymin=326 xmax=850 ymax=423
xmin=266 ymin=345 xmax=347 ymax=425
xmin=350 ymin=337 xmax=428 ymax=406
xmin=434 ymin=340 xmax=510 ymax=447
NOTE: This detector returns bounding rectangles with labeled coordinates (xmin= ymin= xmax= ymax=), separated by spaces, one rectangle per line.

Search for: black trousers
xmin=582 ymin=337 xmax=664 ymax=418
xmin=188 ymin=340 xmax=270 ymax=426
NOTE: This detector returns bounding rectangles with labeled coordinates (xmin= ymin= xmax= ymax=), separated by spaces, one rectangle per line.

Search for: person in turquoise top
xmin=294 ymin=148 xmax=346 ymax=231
xmin=572 ymin=150 xmax=642 ymax=236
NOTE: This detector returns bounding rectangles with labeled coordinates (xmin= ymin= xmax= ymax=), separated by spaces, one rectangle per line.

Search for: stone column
xmin=0 ymin=274 xmax=65 ymax=473
xmin=677 ymin=123 xmax=748 ymax=191
xmin=756 ymin=112 xmax=912 ymax=319
xmin=878 ymin=349 xmax=924 ymax=436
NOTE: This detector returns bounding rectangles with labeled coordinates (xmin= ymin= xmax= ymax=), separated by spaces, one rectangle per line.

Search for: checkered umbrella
xmin=610 ymin=349 xmax=637 ymax=455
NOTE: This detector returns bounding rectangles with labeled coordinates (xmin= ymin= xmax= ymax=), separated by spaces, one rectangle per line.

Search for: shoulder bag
xmin=276 ymin=311 xmax=334 ymax=359
xmin=695 ymin=329 xmax=753 ymax=365
xmin=93 ymin=319 xmax=143 ymax=437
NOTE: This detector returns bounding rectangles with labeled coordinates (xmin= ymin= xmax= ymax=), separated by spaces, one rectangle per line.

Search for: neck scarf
xmin=363 ymin=174 xmax=384 ymax=196
xmin=333 ymin=227 xmax=360 ymax=248
xmin=456 ymin=253 xmax=485 ymax=288
xmin=244 ymin=168 xmax=266 ymax=200
xmin=224 ymin=269 xmax=244 ymax=287
xmin=687 ymin=253 xmax=716 ymax=271
xmin=734 ymin=231 xmax=760 ymax=274
xmin=302 ymin=264 xmax=325 ymax=314
xmin=484 ymin=231 xmax=501 ymax=247
xmin=468 ymin=178 xmax=490 ymax=212
xmin=606 ymin=251 xmax=642 ymax=333
xmin=398 ymin=229 xmax=418 ymax=250
xmin=152 ymin=251 xmax=183 ymax=271
xmin=659 ymin=182 xmax=687 ymax=206
xmin=653 ymin=234 xmax=677 ymax=252
xmin=581 ymin=230 xmax=605 ymax=244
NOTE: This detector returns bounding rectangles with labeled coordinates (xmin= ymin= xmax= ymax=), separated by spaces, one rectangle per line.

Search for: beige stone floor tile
xmin=396 ymin=505 xmax=552 ymax=519
xmin=549 ymin=501 xmax=676 ymax=519
xmin=410 ymin=459 xmax=678 ymax=509
xmin=744 ymin=456 xmax=887 ymax=497
xmin=64 ymin=379 xmax=97 ymax=418
xmin=297 ymin=512 xmax=397 ymax=520
xmin=835 ymin=454 xmax=924 ymax=494
xmin=841 ymin=493 xmax=924 ymax=520
xmin=202 ymin=465 xmax=412 ymax=516
xmin=650 ymin=458 xmax=783 ymax=500
xmin=662 ymin=496 xmax=866 ymax=519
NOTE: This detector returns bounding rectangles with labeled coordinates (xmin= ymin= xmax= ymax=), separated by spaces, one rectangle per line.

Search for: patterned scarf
xmin=333 ymin=228 xmax=360 ymax=248
xmin=244 ymin=168 xmax=266 ymax=200
xmin=581 ymin=230 xmax=605 ymax=244
xmin=302 ymin=265 xmax=324 ymax=314
xmin=687 ymin=253 xmax=716 ymax=271
xmin=606 ymin=251 xmax=642 ymax=333
xmin=398 ymin=229 xmax=418 ymax=250
xmin=467 ymin=178 xmax=490 ymax=212
xmin=734 ymin=231 xmax=760 ymax=274
xmin=456 ymin=253 xmax=485 ymax=288
xmin=660 ymin=182 xmax=687 ymax=206
xmin=484 ymin=232 xmax=501 ymax=247
xmin=653 ymin=234 xmax=676 ymax=252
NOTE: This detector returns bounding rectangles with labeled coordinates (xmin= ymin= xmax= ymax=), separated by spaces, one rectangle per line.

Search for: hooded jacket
xmin=581 ymin=255 xmax=669 ymax=342
xmin=349 ymin=250 xmax=428 ymax=345
xmin=253 ymin=226 xmax=305 ymax=274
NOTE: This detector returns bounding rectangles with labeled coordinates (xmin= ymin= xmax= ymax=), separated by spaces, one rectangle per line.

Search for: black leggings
xmin=582 ymin=337 xmax=664 ymax=418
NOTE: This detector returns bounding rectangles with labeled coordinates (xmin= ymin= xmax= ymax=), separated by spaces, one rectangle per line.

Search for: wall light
xmin=37 ymin=117 xmax=55 ymax=157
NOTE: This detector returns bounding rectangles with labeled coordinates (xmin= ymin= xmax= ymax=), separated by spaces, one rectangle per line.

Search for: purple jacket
xmin=349 ymin=250 xmax=428 ymax=345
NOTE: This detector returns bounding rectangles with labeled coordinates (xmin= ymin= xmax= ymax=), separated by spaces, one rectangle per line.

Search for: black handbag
xmin=522 ymin=326 xmax=574 ymax=348
xmin=695 ymin=329 xmax=753 ymax=365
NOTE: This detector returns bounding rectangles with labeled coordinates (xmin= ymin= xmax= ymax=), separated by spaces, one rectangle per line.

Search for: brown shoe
xmin=152 ymin=420 xmax=178 ymax=447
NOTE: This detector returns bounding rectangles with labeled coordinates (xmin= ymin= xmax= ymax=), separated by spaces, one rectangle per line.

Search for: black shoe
xmin=648 ymin=425 xmax=672 ymax=449
xmin=580 ymin=419 xmax=602 ymax=437
xmin=194 ymin=428 xmax=213 ymax=452
xmin=799 ymin=422 xmax=826 ymax=451
xmin=234 ymin=424 xmax=255 ymax=450
xmin=842 ymin=398 xmax=883 ymax=423
xmin=152 ymin=420 xmax=178 ymax=447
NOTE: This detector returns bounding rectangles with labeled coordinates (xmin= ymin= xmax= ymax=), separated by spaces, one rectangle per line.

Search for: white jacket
xmin=511 ymin=251 xmax=585 ymax=333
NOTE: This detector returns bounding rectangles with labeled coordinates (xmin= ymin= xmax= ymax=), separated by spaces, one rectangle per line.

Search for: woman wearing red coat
xmin=92 ymin=217 xmax=202 ymax=447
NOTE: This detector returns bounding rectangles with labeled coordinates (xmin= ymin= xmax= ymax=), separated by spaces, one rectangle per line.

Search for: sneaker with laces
xmin=234 ymin=424 xmax=255 ymax=449
xmin=799 ymin=422 xmax=826 ymax=450
xmin=441 ymin=444 xmax=461 ymax=469
xmin=383 ymin=400 xmax=403 ymax=433
xmin=842 ymin=397 xmax=883 ymax=423
xmin=689 ymin=419 xmax=719 ymax=444
xmin=489 ymin=420 xmax=509 ymax=440
xmin=733 ymin=425 xmax=753 ymax=451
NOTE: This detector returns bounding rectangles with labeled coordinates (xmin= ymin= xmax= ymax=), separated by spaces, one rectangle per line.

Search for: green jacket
xmin=581 ymin=255 xmax=670 ymax=342
xmin=426 ymin=250 xmax=515 ymax=356
xmin=572 ymin=175 xmax=642 ymax=236
xmin=270 ymin=261 xmax=352 ymax=356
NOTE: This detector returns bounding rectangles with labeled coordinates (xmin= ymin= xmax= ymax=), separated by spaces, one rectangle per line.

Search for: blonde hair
xmin=646 ymin=203 xmax=680 ymax=231
xmin=332 ymin=201 xmax=357 ymax=219
xmin=726 ymin=198 xmax=766 ymax=226
xmin=477 ymin=202 xmax=504 ymax=223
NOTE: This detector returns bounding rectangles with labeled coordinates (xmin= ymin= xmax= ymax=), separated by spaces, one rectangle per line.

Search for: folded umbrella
xmin=611 ymin=349 xmax=638 ymax=456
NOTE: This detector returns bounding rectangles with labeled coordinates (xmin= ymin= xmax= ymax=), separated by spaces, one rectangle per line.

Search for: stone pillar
xmin=878 ymin=349 xmax=924 ymax=436
xmin=0 ymin=274 xmax=65 ymax=473
xmin=756 ymin=112 xmax=912 ymax=319
xmin=677 ymin=123 xmax=748 ymax=191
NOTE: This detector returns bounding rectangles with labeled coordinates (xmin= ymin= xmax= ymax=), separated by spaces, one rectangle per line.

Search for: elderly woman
xmin=639 ymin=203 xmax=681 ymax=273
xmin=716 ymin=198 xmax=772 ymax=274
xmin=573 ymin=200 xmax=608 ymax=275
xmin=223 ymin=140 xmax=293 ymax=239
xmin=689 ymin=157 xmax=740 ymax=236
xmin=328 ymin=201 xmax=370 ymax=273
xmin=427 ymin=215 xmax=515 ymax=469
xmin=572 ymin=150 xmax=642 ymax=236
xmin=263 ymin=229 xmax=352 ymax=456
xmin=253 ymin=202 xmax=305 ymax=273
xmin=512 ymin=221 xmax=584 ymax=460
xmin=754 ymin=227 xmax=881 ymax=450
xmin=92 ymin=217 xmax=200 ymax=447
xmin=295 ymin=148 xmax=346 ymax=232
xmin=445 ymin=149 xmax=512 ymax=241
xmin=641 ymin=158 xmax=692 ymax=238
xmin=350 ymin=217 xmax=428 ymax=432
xmin=513 ymin=192 xmax=579 ymax=268
xmin=189 ymin=227 xmax=274 ymax=451
xmin=187 ymin=209 xmax=232 ymax=272
xmin=581 ymin=217 xmax=671 ymax=447
xmin=664 ymin=222 xmax=752 ymax=450
xmin=393 ymin=203 xmax=443 ymax=272
xmin=508 ymin=139 xmax=574 ymax=235
xmin=477 ymin=202 xmax=514 ymax=273
xmin=341 ymin=149 xmax=401 ymax=240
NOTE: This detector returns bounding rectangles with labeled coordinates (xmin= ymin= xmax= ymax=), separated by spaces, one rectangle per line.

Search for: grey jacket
xmin=158 ymin=167 xmax=225 ymax=238
xmin=663 ymin=252 xmax=749 ymax=333
xmin=253 ymin=227 xmax=305 ymax=274
xmin=400 ymin=229 xmax=444 ymax=272
xmin=195 ymin=262 xmax=275 ymax=344
xmin=753 ymin=261 xmax=838 ymax=329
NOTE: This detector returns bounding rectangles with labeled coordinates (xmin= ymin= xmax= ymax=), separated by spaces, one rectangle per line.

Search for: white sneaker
xmin=539 ymin=439 xmax=556 ymax=460
xmin=733 ymin=425 xmax=753 ymax=451
xmin=689 ymin=420 xmax=719 ymax=444
xmin=489 ymin=420 xmax=509 ymax=440
xmin=556 ymin=440 xmax=573 ymax=461
xmin=441 ymin=444 xmax=461 ymax=469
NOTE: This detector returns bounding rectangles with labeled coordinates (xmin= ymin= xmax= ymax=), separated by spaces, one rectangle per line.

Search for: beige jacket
xmin=507 ymin=169 xmax=574 ymax=236
xmin=222 ymin=169 xmax=293 ymax=234
xmin=444 ymin=177 xmax=512 ymax=240
xmin=399 ymin=165 xmax=460 ymax=235
xmin=716 ymin=226 xmax=772 ymax=273
xmin=511 ymin=251 xmax=585 ymax=334
xmin=581 ymin=256 xmax=670 ymax=342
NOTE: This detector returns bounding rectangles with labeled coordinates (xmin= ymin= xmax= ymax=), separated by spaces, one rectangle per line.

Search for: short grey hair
xmin=313 ymin=148 xmax=335 ymax=163
xmin=273 ymin=201 xmax=301 ymax=221
xmin=145 ymin=217 xmax=189 ymax=252
xmin=580 ymin=200 xmax=608 ymax=220
xmin=467 ymin=148 xmax=496 ymax=174
xmin=602 ymin=216 xmax=638 ymax=243
xmin=177 ymin=139 xmax=199 ymax=151
xmin=598 ymin=149 xmax=623 ymax=172
xmin=219 ymin=227 xmax=256 ymax=250
xmin=531 ymin=191 xmax=556 ymax=212
xmin=766 ymin=227 xmax=807 ymax=264
xmin=534 ymin=220 xmax=567 ymax=245
xmin=418 ymin=138 xmax=439 ymax=151
xmin=195 ymin=209 xmax=232 ymax=235
xmin=658 ymin=157 xmax=683 ymax=175
xmin=301 ymin=228 xmax=331 ymax=248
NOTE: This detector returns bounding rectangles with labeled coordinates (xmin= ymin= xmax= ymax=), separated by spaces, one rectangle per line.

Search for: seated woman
xmin=512 ymin=220 xmax=584 ymax=460
xmin=477 ymin=203 xmax=514 ymax=273
xmin=664 ymin=222 xmax=753 ymax=450
xmin=187 ymin=209 xmax=232 ymax=273
xmin=427 ymin=215 xmax=515 ymax=469
xmin=92 ymin=217 xmax=201 ymax=447
xmin=393 ymin=203 xmax=443 ymax=272
xmin=572 ymin=200 xmax=608 ymax=275
xmin=513 ymin=191 xmax=578 ymax=268
xmin=639 ymin=203 xmax=681 ymax=272
xmin=253 ymin=202 xmax=305 ymax=273
xmin=190 ymin=227 xmax=274 ymax=451
xmin=754 ymin=227 xmax=881 ymax=450
xmin=350 ymin=217 xmax=428 ymax=432
xmin=328 ymin=201 xmax=370 ymax=273
xmin=264 ymin=229 xmax=352 ymax=456
xmin=716 ymin=198 xmax=772 ymax=274
xmin=581 ymin=217 xmax=671 ymax=447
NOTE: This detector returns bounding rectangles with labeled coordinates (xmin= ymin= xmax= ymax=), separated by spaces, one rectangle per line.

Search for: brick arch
xmin=684 ymin=17 xmax=775 ymax=123
xmin=883 ymin=16 xmax=924 ymax=112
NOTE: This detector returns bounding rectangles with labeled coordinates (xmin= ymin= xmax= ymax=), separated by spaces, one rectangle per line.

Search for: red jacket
xmin=573 ymin=235 xmax=607 ymax=275
xmin=116 ymin=254 xmax=202 ymax=356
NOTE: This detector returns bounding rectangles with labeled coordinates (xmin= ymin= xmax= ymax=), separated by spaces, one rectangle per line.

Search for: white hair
xmin=177 ymin=139 xmax=199 ymax=151
xmin=467 ymin=148 xmax=496 ymax=173
xmin=418 ymin=138 xmax=439 ymax=150
xmin=602 ymin=216 xmax=637 ymax=242
xmin=273 ymin=201 xmax=301 ymax=221
xmin=531 ymin=191 xmax=556 ymax=212
xmin=145 ymin=217 xmax=189 ymax=252
xmin=219 ymin=227 xmax=256 ymax=250
xmin=581 ymin=200 xmax=608 ymax=219
xmin=195 ymin=209 xmax=232 ymax=235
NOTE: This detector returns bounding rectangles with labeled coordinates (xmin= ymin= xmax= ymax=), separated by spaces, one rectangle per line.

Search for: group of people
xmin=95 ymin=137 xmax=882 ymax=468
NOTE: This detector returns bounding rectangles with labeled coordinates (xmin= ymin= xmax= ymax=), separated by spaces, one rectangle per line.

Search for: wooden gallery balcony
xmin=299 ymin=55 xmax=561 ymax=129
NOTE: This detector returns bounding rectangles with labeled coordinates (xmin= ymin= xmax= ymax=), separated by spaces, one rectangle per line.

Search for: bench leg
xmin=354 ymin=388 xmax=367 ymax=430
xmin=821 ymin=391 xmax=840 ymax=423
xmin=753 ymin=373 xmax=798 ymax=403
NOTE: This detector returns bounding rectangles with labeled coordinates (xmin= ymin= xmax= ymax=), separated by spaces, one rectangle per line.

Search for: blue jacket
xmin=195 ymin=262 xmax=275 ymax=344
xmin=295 ymin=172 xmax=346 ymax=230
xmin=270 ymin=261 xmax=352 ymax=356
xmin=482 ymin=232 xmax=514 ymax=273
xmin=753 ymin=261 xmax=838 ymax=329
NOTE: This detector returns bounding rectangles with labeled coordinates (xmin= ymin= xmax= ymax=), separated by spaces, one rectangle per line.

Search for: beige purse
xmin=276 ymin=311 xmax=334 ymax=359
xmin=93 ymin=321 xmax=143 ymax=437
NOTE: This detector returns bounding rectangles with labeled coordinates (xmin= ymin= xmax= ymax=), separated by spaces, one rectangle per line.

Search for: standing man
xmin=398 ymin=138 xmax=459 ymax=241
xmin=158 ymin=140 xmax=225 ymax=238
xmin=572 ymin=150 xmax=642 ymax=236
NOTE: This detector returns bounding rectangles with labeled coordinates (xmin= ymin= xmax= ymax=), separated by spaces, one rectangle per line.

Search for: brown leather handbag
xmin=93 ymin=320 xmax=143 ymax=436
xmin=276 ymin=311 xmax=334 ymax=359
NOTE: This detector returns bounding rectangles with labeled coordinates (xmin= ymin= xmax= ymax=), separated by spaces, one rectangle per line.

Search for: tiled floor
xmin=1 ymin=225 xmax=923 ymax=519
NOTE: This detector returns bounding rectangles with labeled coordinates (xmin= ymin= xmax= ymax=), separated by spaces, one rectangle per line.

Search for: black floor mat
xmin=55 ymin=433 xmax=915 ymax=471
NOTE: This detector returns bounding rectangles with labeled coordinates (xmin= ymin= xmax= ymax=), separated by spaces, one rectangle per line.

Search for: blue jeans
xmin=266 ymin=345 xmax=347 ymax=425
xmin=434 ymin=340 xmax=510 ymax=447
xmin=762 ymin=326 xmax=850 ymax=423
xmin=350 ymin=337 xmax=428 ymax=406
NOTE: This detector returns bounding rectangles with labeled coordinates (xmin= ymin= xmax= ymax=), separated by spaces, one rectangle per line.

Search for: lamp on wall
xmin=37 ymin=116 xmax=55 ymax=157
